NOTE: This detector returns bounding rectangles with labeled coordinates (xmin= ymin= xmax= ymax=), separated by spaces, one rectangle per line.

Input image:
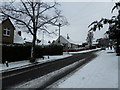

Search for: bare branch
xmin=39 ymin=2 xmax=58 ymax=15
xmin=37 ymin=15 xmax=59 ymax=29
xmin=21 ymin=0 xmax=32 ymax=18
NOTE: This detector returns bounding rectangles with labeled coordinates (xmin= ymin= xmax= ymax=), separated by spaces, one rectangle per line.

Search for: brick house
xmin=0 ymin=18 xmax=15 ymax=44
xmin=0 ymin=18 xmax=25 ymax=44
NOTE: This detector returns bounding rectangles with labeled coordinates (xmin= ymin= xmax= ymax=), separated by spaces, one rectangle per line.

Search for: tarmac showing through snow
xmin=0 ymin=48 xmax=100 ymax=72
xmin=13 ymin=59 xmax=86 ymax=89
xmin=0 ymin=54 xmax=72 ymax=72
xmin=52 ymin=49 xmax=118 ymax=88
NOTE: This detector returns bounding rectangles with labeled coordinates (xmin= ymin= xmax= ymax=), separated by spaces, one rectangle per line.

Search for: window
xmin=3 ymin=28 xmax=10 ymax=36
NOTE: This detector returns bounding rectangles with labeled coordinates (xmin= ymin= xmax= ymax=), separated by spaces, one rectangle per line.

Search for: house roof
xmin=59 ymin=35 xmax=82 ymax=45
xmin=1 ymin=18 xmax=15 ymax=30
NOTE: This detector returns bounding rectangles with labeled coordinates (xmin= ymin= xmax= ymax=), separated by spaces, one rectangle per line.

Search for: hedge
xmin=2 ymin=45 xmax=63 ymax=63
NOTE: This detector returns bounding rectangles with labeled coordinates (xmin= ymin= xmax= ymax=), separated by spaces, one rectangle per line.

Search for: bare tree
xmin=0 ymin=0 xmax=68 ymax=62
xmin=86 ymin=31 xmax=94 ymax=48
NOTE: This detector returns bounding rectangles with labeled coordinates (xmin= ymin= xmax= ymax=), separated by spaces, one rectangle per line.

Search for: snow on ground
xmin=0 ymin=48 xmax=100 ymax=72
xmin=13 ymin=58 xmax=85 ymax=89
xmin=1 ymin=48 xmax=117 ymax=88
xmin=0 ymin=54 xmax=72 ymax=72
xmin=54 ymin=49 xmax=118 ymax=88
xmin=69 ymin=48 xmax=101 ymax=54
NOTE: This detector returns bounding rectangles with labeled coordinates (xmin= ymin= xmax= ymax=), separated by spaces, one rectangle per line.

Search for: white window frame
xmin=3 ymin=28 xmax=10 ymax=37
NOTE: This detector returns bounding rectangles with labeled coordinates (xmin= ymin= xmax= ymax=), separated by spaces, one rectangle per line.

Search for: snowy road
xmin=1 ymin=50 xmax=99 ymax=89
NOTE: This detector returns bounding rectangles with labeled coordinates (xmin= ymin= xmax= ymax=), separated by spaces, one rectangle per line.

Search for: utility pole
xmin=42 ymin=31 xmax=45 ymax=46
xmin=58 ymin=23 xmax=61 ymax=43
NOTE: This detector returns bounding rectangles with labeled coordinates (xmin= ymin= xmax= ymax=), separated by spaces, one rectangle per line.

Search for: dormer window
xmin=3 ymin=28 xmax=10 ymax=36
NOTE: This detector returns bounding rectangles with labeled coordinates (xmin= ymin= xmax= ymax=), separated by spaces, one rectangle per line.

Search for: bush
xmin=45 ymin=45 xmax=63 ymax=55
xmin=2 ymin=44 xmax=63 ymax=63
xmin=2 ymin=45 xmax=31 ymax=63
xmin=89 ymin=46 xmax=96 ymax=49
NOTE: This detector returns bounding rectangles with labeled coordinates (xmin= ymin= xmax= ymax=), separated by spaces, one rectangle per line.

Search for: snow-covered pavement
xmin=52 ymin=49 xmax=118 ymax=88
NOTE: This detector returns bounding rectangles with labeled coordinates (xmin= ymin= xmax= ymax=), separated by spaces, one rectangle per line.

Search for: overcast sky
xmin=57 ymin=2 xmax=116 ymax=43
xmin=36 ymin=1 xmax=117 ymax=44
xmin=16 ymin=1 xmax=118 ymax=44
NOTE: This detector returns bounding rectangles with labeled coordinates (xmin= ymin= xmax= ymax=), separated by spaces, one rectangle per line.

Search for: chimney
xmin=67 ymin=34 xmax=70 ymax=39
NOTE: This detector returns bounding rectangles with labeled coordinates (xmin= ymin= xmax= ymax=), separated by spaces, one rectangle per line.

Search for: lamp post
xmin=42 ymin=31 xmax=45 ymax=46
xmin=58 ymin=23 xmax=61 ymax=43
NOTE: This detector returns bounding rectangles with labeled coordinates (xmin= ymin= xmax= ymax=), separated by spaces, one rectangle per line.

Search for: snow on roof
xmin=0 ymin=18 xmax=15 ymax=30
xmin=0 ymin=13 xmax=4 ymax=23
xmin=14 ymin=30 xmax=25 ymax=44
xmin=60 ymin=35 xmax=82 ymax=45
xmin=0 ymin=17 xmax=8 ymax=23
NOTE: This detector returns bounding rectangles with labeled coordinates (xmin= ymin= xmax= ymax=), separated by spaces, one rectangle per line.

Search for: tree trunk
xmin=30 ymin=34 xmax=37 ymax=63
